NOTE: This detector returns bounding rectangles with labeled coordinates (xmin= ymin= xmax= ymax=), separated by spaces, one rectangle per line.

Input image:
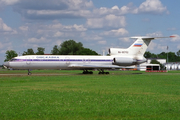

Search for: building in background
xmin=137 ymin=58 xmax=166 ymax=71
xmin=165 ymin=62 xmax=180 ymax=70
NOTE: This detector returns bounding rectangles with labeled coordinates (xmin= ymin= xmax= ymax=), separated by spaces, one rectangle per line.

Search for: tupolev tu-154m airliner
xmin=3 ymin=36 xmax=174 ymax=75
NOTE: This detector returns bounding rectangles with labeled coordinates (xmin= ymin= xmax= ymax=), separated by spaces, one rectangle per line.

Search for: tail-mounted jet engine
xmin=113 ymin=57 xmax=136 ymax=66
xmin=113 ymin=57 xmax=147 ymax=66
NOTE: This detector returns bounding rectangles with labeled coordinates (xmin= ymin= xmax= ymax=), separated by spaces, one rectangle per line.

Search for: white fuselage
xmin=6 ymin=55 xmax=146 ymax=70
xmin=8 ymin=55 xmax=115 ymax=70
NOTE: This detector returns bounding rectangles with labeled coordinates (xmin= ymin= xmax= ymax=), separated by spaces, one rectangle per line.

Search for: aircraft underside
xmin=27 ymin=69 xmax=110 ymax=75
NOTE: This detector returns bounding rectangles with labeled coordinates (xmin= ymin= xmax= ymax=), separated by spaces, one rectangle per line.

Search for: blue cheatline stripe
xmin=13 ymin=59 xmax=113 ymax=62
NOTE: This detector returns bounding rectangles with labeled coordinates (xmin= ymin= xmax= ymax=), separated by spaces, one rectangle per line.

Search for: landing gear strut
xmin=98 ymin=69 xmax=109 ymax=74
xmin=82 ymin=70 xmax=93 ymax=74
xmin=28 ymin=69 xmax=32 ymax=75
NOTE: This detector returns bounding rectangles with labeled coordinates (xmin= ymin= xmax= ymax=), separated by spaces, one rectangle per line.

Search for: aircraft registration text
xmin=118 ymin=51 xmax=129 ymax=54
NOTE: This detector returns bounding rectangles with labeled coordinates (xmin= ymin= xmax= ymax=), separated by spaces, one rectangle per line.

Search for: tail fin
xmin=128 ymin=37 xmax=154 ymax=57
xmin=109 ymin=36 xmax=175 ymax=57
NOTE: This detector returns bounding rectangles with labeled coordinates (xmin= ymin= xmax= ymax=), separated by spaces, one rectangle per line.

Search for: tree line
xmin=4 ymin=40 xmax=98 ymax=62
xmin=144 ymin=50 xmax=180 ymax=62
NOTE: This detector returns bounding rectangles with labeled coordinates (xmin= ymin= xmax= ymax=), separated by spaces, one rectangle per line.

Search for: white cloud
xmin=0 ymin=18 xmax=17 ymax=34
xmin=177 ymin=45 xmax=180 ymax=50
xmin=135 ymin=0 xmax=168 ymax=14
xmin=55 ymin=40 xmax=62 ymax=45
xmin=42 ymin=23 xmax=86 ymax=32
xmin=146 ymin=31 xmax=163 ymax=37
xmin=53 ymin=31 xmax=64 ymax=37
xmin=157 ymin=45 xmax=168 ymax=51
xmin=120 ymin=5 xmax=131 ymax=14
xmin=98 ymin=41 xmax=107 ymax=45
xmin=25 ymin=9 xmax=92 ymax=19
xmin=0 ymin=0 xmax=19 ymax=7
xmin=148 ymin=41 xmax=158 ymax=51
xmin=92 ymin=3 xmax=135 ymax=17
xmin=0 ymin=40 xmax=13 ymax=54
xmin=167 ymin=28 xmax=177 ymax=31
xmin=1 ymin=0 xmax=168 ymax=22
xmin=102 ymin=28 xmax=128 ymax=36
xmin=47 ymin=23 xmax=63 ymax=30
xmin=73 ymin=24 xmax=87 ymax=31
xmin=27 ymin=37 xmax=50 ymax=43
xmin=119 ymin=37 xmax=130 ymax=42
xmin=19 ymin=26 xmax=28 ymax=31
xmin=93 ymin=6 xmax=118 ymax=16
xmin=86 ymin=15 xmax=126 ymax=29
xmin=63 ymin=24 xmax=87 ymax=32
xmin=20 ymin=22 xmax=87 ymax=40
xmin=16 ymin=0 xmax=93 ymax=10
xmin=69 ymin=0 xmax=93 ymax=10
xmin=148 ymin=40 xmax=171 ymax=52
xmin=0 ymin=18 xmax=13 ymax=32
xmin=92 ymin=1 xmax=167 ymax=17
xmin=12 ymin=0 xmax=93 ymax=20
xmin=112 ymin=6 xmax=119 ymax=10
xmin=120 ymin=3 xmax=136 ymax=14
xmin=170 ymin=34 xmax=180 ymax=42
xmin=83 ymin=34 xmax=103 ymax=41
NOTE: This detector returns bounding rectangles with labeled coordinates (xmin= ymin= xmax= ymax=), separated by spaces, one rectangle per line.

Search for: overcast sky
xmin=0 ymin=0 xmax=179 ymax=64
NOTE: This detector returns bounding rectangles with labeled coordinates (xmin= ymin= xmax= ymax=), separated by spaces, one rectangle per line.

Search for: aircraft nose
xmin=3 ymin=62 xmax=9 ymax=68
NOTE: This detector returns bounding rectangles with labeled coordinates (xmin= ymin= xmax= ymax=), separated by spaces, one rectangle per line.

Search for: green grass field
xmin=0 ymin=70 xmax=180 ymax=120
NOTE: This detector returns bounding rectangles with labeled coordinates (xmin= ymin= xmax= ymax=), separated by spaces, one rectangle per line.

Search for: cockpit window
xmin=10 ymin=59 xmax=17 ymax=61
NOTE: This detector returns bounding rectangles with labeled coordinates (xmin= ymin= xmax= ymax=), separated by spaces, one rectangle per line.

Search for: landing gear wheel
xmin=82 ymin=70 xmax=93 ymax=74
xmin=89 ymin=71 xmax=93 ymax=74
xmin=98 ymin=69 xmax=110 ymax=75
xmin=106 ymin=72 xmax=109 ymax=74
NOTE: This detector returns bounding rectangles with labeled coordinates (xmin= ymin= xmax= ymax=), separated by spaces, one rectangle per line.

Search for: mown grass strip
xmin=0 ymin=70 xmax=180 ymax=119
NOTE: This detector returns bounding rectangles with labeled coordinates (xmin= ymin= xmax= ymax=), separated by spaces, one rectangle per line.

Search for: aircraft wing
xmin=68 ymin=64 xmax=122 ymax=69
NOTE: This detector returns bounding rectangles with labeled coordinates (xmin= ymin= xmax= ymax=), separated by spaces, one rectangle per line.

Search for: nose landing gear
xmin=28 ymin=69 xmax=32 ymax=75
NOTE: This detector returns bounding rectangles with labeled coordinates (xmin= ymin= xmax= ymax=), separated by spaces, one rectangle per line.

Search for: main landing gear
xmin=98 ymin=69 xmax=109 ymax=74
xmin=82 ymin=70 xmax=93 ymax=74
xmin=82 ymin=69 xmax=110 ymax=75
